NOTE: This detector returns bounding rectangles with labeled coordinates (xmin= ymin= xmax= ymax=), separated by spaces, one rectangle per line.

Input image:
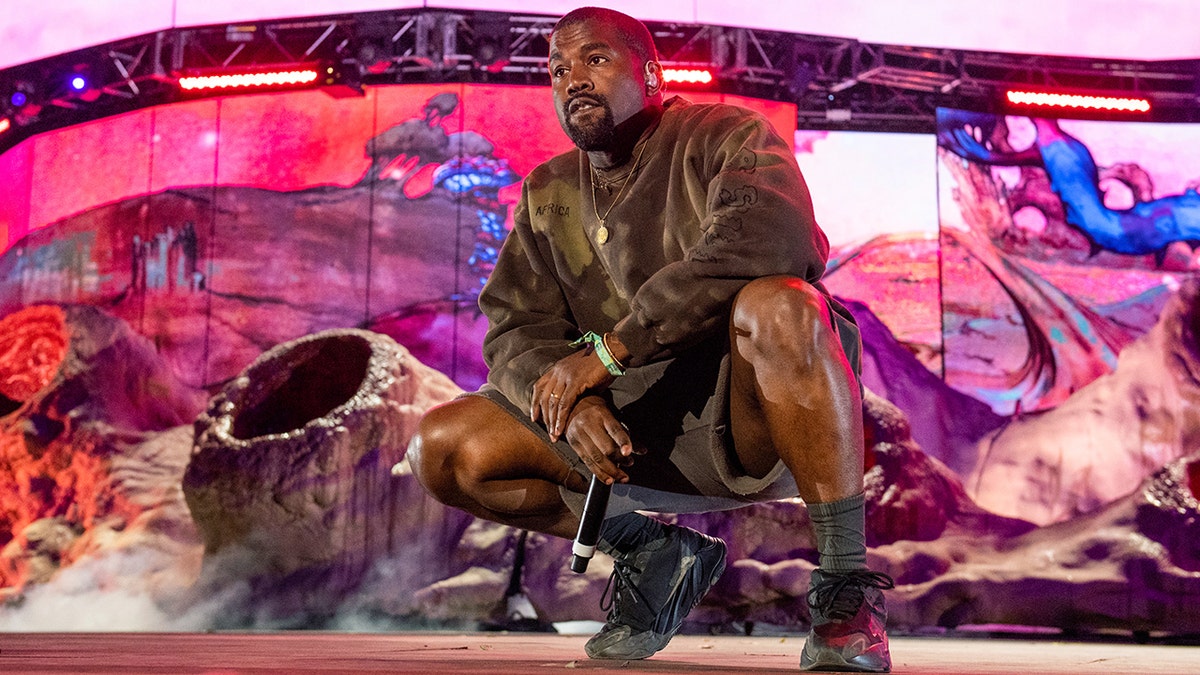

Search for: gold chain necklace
xmin=590 ymin=138 xmax=649 ymax=245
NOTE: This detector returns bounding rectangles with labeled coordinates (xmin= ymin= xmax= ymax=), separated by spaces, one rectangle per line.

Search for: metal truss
xmin=2 ymin=8 xmax=1198 ymax=152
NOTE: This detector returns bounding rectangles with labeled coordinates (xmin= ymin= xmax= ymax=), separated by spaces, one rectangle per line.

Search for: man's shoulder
xmin=663 ymin=96 xmax=763 ymax=126
xmin=527 ymin=147 xmax=581 ymax=183
xmin=659 ymin=97 xmax=770 ymax=144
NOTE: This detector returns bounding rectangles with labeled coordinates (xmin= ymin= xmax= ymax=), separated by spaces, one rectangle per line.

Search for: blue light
xmin=10 ymin=91 xmax=27 ymax=107
xmin=69 ymin=75 xmax=87 ymax=91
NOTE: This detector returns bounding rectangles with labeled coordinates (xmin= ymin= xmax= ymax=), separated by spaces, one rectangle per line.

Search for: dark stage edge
xmin=0 ymin=632 xmax=1196 ymax=674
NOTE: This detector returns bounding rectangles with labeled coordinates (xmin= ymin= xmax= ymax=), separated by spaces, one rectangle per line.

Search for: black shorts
xmin=470 ymin=334 xmax=801 ymax=516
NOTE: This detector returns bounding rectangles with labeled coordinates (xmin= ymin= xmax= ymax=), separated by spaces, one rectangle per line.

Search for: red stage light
xmin=663 ymin=68 xmax=715 ymax=85
xmin=0 ymin=118 xmax=10 ymax=134
xmin=178 ymin=68 xmax=322 ymax=92
xmin=1005 ymin=89 xmax=1150 ymax=113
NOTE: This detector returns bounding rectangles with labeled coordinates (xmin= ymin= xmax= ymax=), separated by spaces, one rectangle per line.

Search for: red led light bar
xmin=1005 ymin=89 xmax=1150 ymax=113
xmin=178 ymin=68 xmax=321 ymax=92
xmin=663 ymin=68 xmax=714 ymax=85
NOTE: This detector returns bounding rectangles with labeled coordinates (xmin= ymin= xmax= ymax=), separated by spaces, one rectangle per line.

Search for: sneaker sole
xmin=799 ymin=640 xmax=891 ymax=673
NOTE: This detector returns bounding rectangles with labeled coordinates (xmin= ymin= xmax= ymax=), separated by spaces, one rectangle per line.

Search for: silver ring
xmin=550 ymin=393 xmax=559 ymax=398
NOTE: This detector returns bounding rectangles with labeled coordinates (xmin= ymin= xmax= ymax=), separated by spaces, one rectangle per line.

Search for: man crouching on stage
xmin=407 ymin=6 xmax=893 ymax=672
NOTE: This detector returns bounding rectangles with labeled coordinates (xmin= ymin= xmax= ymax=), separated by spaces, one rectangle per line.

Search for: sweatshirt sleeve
xmin=612 ymin=109 xmax=830 ymax=366
xmin=478 ymin=183 xmax=579 ymax=411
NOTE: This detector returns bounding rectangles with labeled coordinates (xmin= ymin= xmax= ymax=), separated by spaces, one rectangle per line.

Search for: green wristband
xmin=570 ymin=331 xmax=626 ymax=376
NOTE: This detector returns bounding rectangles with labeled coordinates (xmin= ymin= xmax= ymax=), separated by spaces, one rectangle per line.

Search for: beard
xmin=561 ymin=96 xmax=616 ymax=151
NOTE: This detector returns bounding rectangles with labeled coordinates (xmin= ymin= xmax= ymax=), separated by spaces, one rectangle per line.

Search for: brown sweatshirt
xmin=479 ymin=97 xmax=841 ymax=411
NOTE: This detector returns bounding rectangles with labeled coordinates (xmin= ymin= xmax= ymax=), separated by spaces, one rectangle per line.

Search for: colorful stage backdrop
xmin=1 ymin=83 xmax=1198 ymax=633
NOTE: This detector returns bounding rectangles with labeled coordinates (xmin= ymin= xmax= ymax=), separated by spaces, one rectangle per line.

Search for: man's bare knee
xmin=409 ymin=395 xmax=578 ymax=507
xmin=732 ymin=276 xmax=831 ymax=351
xmin=408 ymin=399 xmax=481 ymax=504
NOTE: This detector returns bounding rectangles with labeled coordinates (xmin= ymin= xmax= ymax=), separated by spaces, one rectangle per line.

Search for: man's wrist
xmin=570 ymin=331 xmax=626 ymax=376
xmin=601 ymin=332 xmax=628 ymax=372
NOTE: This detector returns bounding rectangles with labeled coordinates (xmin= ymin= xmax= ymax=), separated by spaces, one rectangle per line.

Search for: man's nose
xmin=566 ymin=69 xmax=593 ymax=94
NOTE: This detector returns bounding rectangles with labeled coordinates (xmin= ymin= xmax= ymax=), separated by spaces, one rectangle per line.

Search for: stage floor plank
xmin=0 ymin=632 xmax=1195 ymax=674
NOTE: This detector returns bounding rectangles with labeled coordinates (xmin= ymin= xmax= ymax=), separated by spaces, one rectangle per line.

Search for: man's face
xmin=548 ymin=19 xmax=649 ymax=151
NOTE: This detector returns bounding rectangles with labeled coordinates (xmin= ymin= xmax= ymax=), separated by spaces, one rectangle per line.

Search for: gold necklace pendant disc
xmin=590 ymin=137 xmax=651 ymax=239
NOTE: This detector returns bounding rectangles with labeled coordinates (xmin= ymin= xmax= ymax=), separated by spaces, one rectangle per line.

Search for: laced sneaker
xmin=584 ymin=524 xmax=727 ymax=660
xmin=799 ymin=568 xmax=895 ymax=673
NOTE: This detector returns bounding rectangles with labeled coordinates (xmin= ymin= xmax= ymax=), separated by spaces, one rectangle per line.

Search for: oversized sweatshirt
xmin=479 ymin=97 xmax=839 ymax=411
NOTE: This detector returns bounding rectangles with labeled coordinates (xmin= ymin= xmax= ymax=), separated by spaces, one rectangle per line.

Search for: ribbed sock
xmin=597 ymin=511 xmax=667 ymax=557
xmin=808 ymin=492 xmax=868 ymax=572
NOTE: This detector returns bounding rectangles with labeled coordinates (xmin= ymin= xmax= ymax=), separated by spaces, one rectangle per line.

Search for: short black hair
xmin=553 ymin=7 xmax=659 ymax=64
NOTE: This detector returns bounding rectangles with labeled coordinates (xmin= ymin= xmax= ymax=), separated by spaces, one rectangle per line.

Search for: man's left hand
xmin=530 ymin=348 xmax=614 ymax=440
xmin=563 ymin=395 xmax=638 ymax=484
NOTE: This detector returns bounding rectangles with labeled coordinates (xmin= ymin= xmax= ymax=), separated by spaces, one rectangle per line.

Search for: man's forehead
xmin=549 ymin=40 xmax=618 ymax=62
xmin=549 ymin=21 xmax=619 ymax=57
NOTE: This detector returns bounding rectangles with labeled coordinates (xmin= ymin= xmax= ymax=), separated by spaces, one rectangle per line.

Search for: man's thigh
xmin=426 ymin=393 xmax=586 ymax=490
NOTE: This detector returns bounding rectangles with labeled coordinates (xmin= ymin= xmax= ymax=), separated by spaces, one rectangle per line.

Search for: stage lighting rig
xmin=2 ymin=80 xmax=40 ymax=128
xmin=662 ymin=66 xmax=715 ymax=87
xmin=42 ymin=64 xmax=100 ymax=107
xmin=470 ymin=14 xmax=511 ymax=72
xmin=175 ymin=63 xmax=359 ymax=97
xmin=0 ymin=5 xmax=1197 ymax=154
xmin=178 ymin=66 xmax=321 ymax=92
xmin=3 ymin=81 xmax=33 ymax=112
xmin=1004 ymin=88 xmax=1151 ymax=114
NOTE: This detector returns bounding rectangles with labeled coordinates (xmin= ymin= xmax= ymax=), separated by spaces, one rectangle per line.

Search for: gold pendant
xmin=596 ymin=225 xmax=609 ymax=245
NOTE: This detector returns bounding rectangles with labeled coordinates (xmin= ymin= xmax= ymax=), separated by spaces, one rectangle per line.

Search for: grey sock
xmin=597 ymin=511 xmax=666 ymax=556
xmin=808 ymin=492 xmax=868 ymax=572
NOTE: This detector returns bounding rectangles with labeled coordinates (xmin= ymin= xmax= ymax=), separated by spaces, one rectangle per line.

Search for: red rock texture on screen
xmin=0 ymin=305 xmax=203 ymax=592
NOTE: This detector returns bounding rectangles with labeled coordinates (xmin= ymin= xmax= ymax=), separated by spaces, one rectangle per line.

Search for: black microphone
xmin=570 ymin=475 xmax=611 ymax=573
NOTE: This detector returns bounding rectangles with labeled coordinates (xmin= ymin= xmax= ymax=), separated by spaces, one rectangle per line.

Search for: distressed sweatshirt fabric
xmin=479 ymin=96 xmax=848 ymax=411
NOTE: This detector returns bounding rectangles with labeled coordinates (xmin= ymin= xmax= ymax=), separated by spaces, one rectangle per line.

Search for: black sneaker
xmin=584 ymin=524 xmax=727 ymax=660
xmin=799 ymin=568 xmax=895 ymax=673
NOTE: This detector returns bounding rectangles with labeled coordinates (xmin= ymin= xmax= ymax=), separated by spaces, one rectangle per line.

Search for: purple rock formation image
xmin=1 ymin=90 xmax=1198 ymax=638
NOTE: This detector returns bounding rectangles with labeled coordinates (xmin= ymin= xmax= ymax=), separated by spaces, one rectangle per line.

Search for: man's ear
xmin=644 ymin=61 xmax=663 ymax=95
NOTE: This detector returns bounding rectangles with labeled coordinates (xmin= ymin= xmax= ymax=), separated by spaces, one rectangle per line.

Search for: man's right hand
xmin=564 ymin=395 xmax=640 ymax=485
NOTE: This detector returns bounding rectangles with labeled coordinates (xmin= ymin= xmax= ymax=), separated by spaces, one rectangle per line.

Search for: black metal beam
xmin=2 ymin=8 xmax=1197 ymax=152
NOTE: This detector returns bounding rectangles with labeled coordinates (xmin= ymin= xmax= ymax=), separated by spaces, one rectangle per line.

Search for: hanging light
xmin=1005 ymin=89 xmax=1151 ymax=114
xmin=662 ymin=67 xmax=715 ymax=87
xmin=177 ymin=66 xmax=324 ymax=93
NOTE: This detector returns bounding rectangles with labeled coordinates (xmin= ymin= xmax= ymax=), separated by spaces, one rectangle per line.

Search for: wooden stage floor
xmin=1 ymin=632 xmax=1196 ymax=674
